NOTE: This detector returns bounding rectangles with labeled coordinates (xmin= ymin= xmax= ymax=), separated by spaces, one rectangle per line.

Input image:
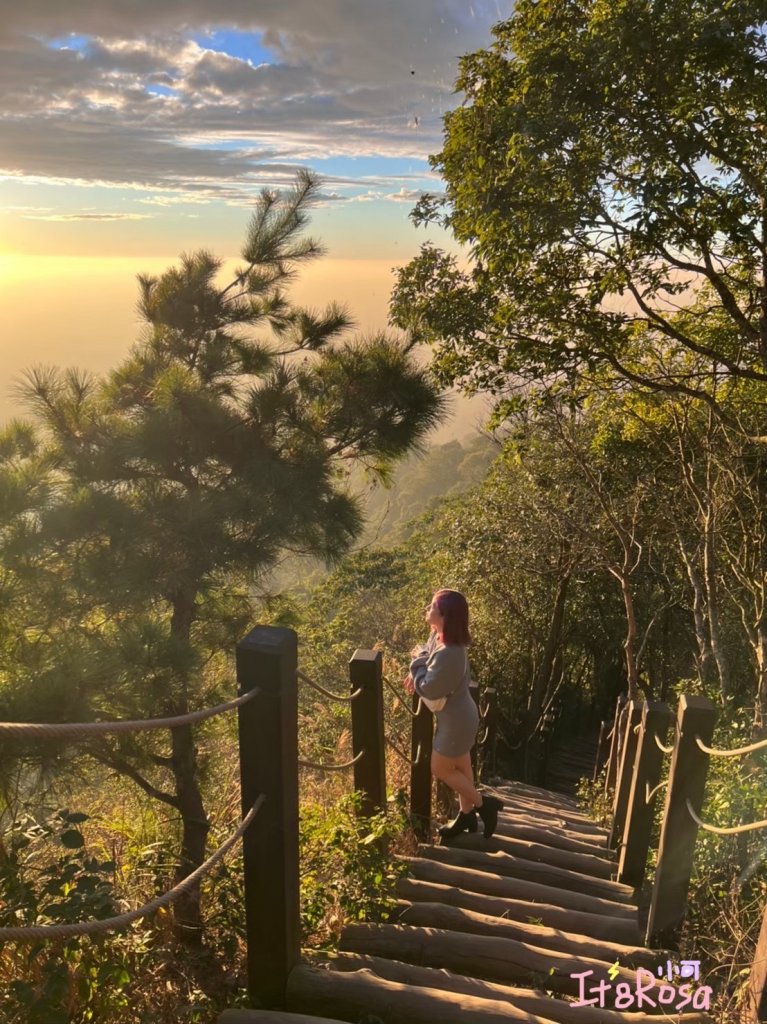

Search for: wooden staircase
xmin=220 ymin=780 xmax=712 ymax=1024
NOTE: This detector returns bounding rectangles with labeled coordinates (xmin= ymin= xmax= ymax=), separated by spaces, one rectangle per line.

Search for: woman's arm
xmin=409 ymin=645 xmax=466 ymax=702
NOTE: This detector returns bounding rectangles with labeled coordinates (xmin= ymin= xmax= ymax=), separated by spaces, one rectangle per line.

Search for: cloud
xmin=23 ymin=211 xmax=153 ymax=220
xmin=0 ymin=2 xmax=508 ymax=196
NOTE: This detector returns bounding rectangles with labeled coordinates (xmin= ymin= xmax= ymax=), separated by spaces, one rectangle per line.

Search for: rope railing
xmin=382 ymin=675 xmax=424 ymax=717
xmin=654 ymin=732 xmax=674 ymax=754
xmin=0 ymin=794 xmax=265 ymax=941
xmin=385 ymin=734 xmax=423 ymax=767
xmin=297 ymin=749 xmax=365 ymax=772
xmin=685 ymin=798 xmax=767 ymax=836
xmin=646 ymin=780 xmax=666 ymax=804
xmin=297 ymin=669 xmax=362 ymax=704
xmin=0 ymin=687 xmax=262 ymax=739
xmin=695 ymin=734 xmax=767 ymax=758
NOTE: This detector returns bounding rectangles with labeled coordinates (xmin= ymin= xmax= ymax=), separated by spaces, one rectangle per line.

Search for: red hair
xmin=434 ymin=589 xmax=471 ymax=646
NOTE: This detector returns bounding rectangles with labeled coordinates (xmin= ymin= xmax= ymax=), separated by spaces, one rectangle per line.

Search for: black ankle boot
xmin=476 ymin=795 xmax=503 ymax=839
xmin=438 ymin=810 xmax=478 ymax=840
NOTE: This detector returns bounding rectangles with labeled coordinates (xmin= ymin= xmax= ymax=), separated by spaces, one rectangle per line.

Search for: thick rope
xmin=297 ymin=749 xmax=364 ymax=772
xmin=0 ymin=795 xmax=265 ymax=941
xmin=0 ymin=687 xmax=262 ymax=739
xmin=385 ymin=734 xmax=423 ymax=767
xmin=654 ymin=733 xmax=674 ymax=754
xmin=382 ymin=675 xmax=423 ymax=718
xmin=685 ymin=798 xmax=767 ymax=835
xmin=695 ymin=734 xmax=767 ymax=758
xmin=297 ymin=670 xmax=362 ymax=704
xmin=646 ymin=780 xmax=666 ymax=804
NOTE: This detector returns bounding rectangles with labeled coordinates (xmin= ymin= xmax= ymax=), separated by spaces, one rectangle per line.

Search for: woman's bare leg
xmin=431 ymin=750 xmax=481 ymax=813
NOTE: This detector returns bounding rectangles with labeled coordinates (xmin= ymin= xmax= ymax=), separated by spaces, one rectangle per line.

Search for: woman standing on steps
xmin=405 ymin=589 xmax=503 ymax=839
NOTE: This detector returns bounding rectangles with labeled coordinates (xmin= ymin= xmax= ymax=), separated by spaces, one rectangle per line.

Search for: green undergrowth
xmin=0 ymin=785 xmax=416 ymax=1023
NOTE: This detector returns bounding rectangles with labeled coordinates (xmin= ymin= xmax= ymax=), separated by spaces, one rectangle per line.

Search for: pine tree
xmin=3 ymin=172 xmax=445 ymax=939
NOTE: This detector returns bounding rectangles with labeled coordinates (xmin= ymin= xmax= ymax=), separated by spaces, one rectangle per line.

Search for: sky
xmin=0 ymin=0 xmax=506 ymax=437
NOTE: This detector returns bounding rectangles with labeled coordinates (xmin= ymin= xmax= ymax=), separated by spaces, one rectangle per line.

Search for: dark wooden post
xmin=746 ymin=901 xmax=767 ymax=1023
xmin=469 ymin=683 xmax=480 ymax=775
xmin=349 ymin=648 xmax=386 ymax=818
xmin=605 ymin=695 xmax=627 ymax=796
xmin=236 ymin=626 xmax=299 ymax=1010
xmin=616 ymin=701 xmax=673 ymax=887
xmin=410 ymin=695 xmax=433 ymax=839
xmin=609 ymin=701 xmax=644 ymax=850
xmin=646 ymin=694 xmax=717 ymax=948
xmin=592 ymin=720 xmax=610 ymax=783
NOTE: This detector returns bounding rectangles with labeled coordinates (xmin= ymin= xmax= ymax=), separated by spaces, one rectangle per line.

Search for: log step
xmin=287 ymin=963 xmax=562 ymax=1024
xmin=396 ymin=876 xmax=641 ymax=944
xmin=416 ymin=844 xmax=635 ymax=904
xmin=395 ymin=900 xmax=658 ymax=969
xmin=219 ymin=1012 xmax=348 ymax=1024
xmin=339 ymin=921 xmax=645 ymax=996
xmin=491 ymin=819 xmax=616 ymax=860
xmin=445 ymin=830 xmax=616 ymax=878
xmin=404 ymin=855 xmax=638 ymax=921
xmin=312 ymin=952 xmax=712 ymax=1024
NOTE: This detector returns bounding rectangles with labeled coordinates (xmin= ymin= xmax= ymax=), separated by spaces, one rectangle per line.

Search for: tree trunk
xmin=523 ymin=556 xmax=570 ymax=781
xmin=703 ymin=508 xmax=731 ymax=702
xmin=169 ymin=591 xmax=210 ymax=944
xmin=677 ymin=534 xmax=716 ymax=685
xmin=616 ymin=570 xmax=640 ymax=701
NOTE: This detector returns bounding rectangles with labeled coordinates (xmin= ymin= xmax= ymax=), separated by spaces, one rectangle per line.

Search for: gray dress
xmin=409 ymin=643 xmax=479 ymax=758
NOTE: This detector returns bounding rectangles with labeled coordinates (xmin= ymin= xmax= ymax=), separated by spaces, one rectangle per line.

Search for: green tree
xmin=391 ymin=0 xmax=767 ymax=414
xmin=2 ymin=172 xmax=445 ymax=939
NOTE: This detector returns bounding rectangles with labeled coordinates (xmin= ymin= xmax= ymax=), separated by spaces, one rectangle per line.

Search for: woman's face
xmin=426 ymin=596 xmax=444 ymax=633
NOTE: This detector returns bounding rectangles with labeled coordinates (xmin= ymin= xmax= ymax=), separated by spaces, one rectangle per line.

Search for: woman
xmin=405 ymin=589 xmax=503 ymax=839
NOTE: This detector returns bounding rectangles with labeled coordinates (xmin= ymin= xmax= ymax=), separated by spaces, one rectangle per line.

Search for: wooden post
xmin=236 ymin=626 xmax=300 ymax=1010
xmin=605 ymin=695 xmax=627 ymax=796
xmin=469 ymin=683 xmax=480 ymax=776
xmin=609 ymin=701 xmax=643 ymax=850
xmin=592 ymin=720 xmax=610 ymax=783
xmin=410 ymin=694 xmax=433 ymax=839
xmin=349 ymin=649 xmax=386 ymax=818
xmin=616 ymin=701 xmax=673 ymax=887
xmin=646 ymin=694 xmax=717 ymax=948
xmin=746 ymin=901 xmax=767 ymax=1023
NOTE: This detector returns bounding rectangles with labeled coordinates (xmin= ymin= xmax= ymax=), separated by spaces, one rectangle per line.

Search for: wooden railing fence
xmin=598 ymin=691 xmax=767 ymax=1023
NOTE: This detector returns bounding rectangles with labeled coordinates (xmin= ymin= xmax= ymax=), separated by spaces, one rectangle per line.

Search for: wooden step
xmin=497 ymin=799 xmax=605 ymax=832
xmin=415 ymin=844 xmax=635 ymax=904
xmin=338 ymin=922 xmax=644 ymax=995
xmin=396 ymin=900 xmax=658 ymax=969
xmin=404 ymin=855 xmax=638 ymax=921
xmin=495 ymin=813 xmax=609 ymax=848
xmin=288 ymin=963 xmax=562 ymax=1024
xmin=491 ymin=819 xmax=616 ymax=859
xmin=313 ymin=953 xmax=712 ymax=1024
xmin=219 ymin=1011 xmax=348 ymax=1024
xmin=445 ymin=830 xmax=615 ymax=878
xmin=396 ymin=877 xmax=641 ymax=944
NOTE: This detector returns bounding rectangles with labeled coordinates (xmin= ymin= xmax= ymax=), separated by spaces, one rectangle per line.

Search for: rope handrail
xmin=695 ymin=734 xmax=767 ymax=758
xmin=297 ymin=669 xmax=362 ymax=704
xmin=0 ymin=794 xmax=265 ymax=941
xmin=646 ymin=780 xmax=666 ymax=804
xmin=385 ymin=734 xmax=423 ymax=767
xmin=297 ymin=749 xmax=364 ymax=772
xmin=382 ymin=675 xmax=424 ymax=718
xmin=0 ymin=687 xmax=262 ymax=739
xmin=654 ymin=733 xmax=674 ymax=754
xmin=685 ymin=798 xmax=767 ymax=835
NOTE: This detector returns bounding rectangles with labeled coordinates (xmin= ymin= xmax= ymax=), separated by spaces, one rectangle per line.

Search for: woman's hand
xmin=404 ymin=673 xmax=416 ymax=695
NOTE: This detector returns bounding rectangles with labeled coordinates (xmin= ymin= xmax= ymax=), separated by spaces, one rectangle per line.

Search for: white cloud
xmin=23 ymin=211 xmax=153 ymax=220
